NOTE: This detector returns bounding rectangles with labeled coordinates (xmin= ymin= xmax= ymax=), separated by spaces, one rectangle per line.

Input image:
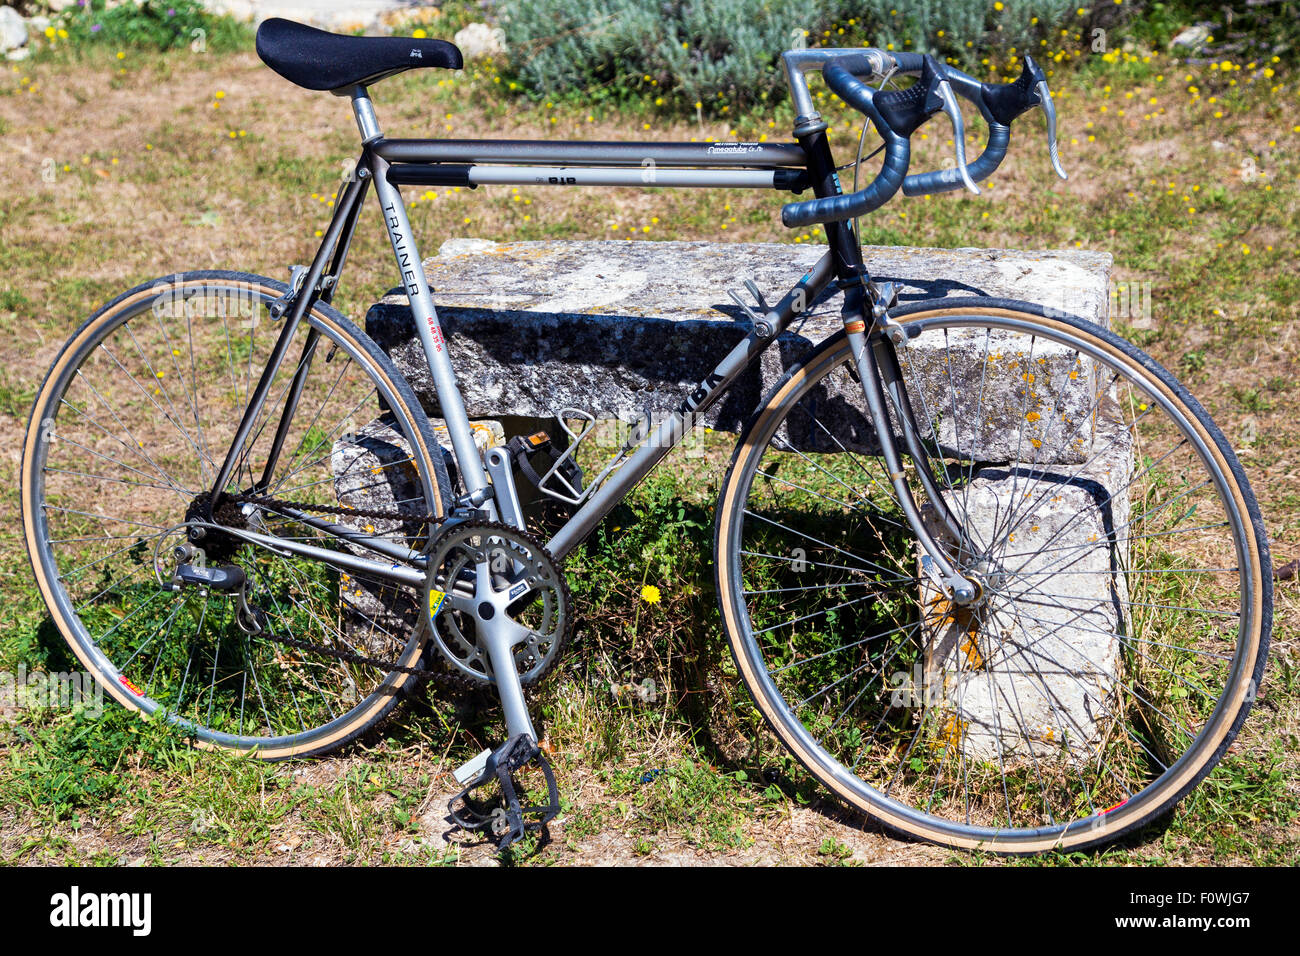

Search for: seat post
xmin=349 ymin=86 xmax=383 ymax=143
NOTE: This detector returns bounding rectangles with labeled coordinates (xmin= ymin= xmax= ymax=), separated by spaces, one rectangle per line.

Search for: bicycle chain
xmin=223 ymin=494 xmax=566 ymax=694
xmin=228 ymin=491 xmax=440 ymax=525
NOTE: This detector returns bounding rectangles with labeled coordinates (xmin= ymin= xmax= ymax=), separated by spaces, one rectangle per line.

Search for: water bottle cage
xmin=507 ymin=432 xmax=585 ymax=501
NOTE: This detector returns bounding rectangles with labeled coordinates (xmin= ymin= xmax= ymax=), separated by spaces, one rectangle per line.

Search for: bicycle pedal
xmin=446 ymin=734 xmax=561 ymax=851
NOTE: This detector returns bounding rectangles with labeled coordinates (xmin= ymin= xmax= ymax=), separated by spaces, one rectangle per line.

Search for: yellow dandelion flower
xmin=640 ymin=584 xmax=661 ymax=604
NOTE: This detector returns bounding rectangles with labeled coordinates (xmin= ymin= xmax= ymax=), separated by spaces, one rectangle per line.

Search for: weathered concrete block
xmin=365 ymin=239 xmax=1113 ymax=458
xmin=919 ymin=412 xmax=1133 ymax=760
xmin=776 ymin=328 xmax=1111 ymax=464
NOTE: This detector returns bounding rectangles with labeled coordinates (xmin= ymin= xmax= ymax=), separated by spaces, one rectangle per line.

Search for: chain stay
xmin=229 ymin=491 xmax=440 ymax=525
xmin=228 ymin=490 xmax=459 ymax=687
xmin=225 ymin=495 xmax=566 ymax=693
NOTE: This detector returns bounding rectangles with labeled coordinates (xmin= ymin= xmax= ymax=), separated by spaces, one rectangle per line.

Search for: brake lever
xmin=934 ymin=76 xmax=980 ymax=195
xmin=1035 ymin=79 xmax=1068 ymax=181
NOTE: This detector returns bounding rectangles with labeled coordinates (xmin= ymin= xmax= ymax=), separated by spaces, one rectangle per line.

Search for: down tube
xmin=545 ymin=253 xmax=834 ymax=561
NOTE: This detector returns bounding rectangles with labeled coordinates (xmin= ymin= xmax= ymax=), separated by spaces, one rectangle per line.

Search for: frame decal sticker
xmin=428 ymin=587 xmax=447 ymax=623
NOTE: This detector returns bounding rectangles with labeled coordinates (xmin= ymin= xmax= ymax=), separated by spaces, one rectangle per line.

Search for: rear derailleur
xmin=165 ymin=541 xmax=267 ymax=635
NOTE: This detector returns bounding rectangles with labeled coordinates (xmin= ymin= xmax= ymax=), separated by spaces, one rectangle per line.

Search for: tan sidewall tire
xmin=714 ymin=302 xmax=1270 ymax=853
xmin=21 ymin=273 xmax=449 ymax=760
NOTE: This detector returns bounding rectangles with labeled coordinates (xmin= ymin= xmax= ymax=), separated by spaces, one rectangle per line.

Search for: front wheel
xmin=715 ymin=298 xmax=1271 ymax=852
xmin=22 ymin=271 xmax=452 ymax=758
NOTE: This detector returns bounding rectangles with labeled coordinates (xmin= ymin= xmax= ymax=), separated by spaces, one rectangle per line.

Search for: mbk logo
xmin=410 ymin=49 xmax=423 ymax=58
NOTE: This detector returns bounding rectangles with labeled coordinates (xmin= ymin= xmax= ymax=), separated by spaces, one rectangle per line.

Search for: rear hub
xmin=184 ymin=490 xmax=250 ymax=562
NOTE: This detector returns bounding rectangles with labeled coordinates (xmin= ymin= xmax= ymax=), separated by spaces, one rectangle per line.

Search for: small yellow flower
xmin=412 ymin=29 xmax=427 ymax=39
xmin=640 ymin=584 xmax=661 ymax=604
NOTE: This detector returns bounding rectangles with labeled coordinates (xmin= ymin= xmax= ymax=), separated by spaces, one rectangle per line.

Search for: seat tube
xmin=352 ymin=89 xmax=494 ymax=510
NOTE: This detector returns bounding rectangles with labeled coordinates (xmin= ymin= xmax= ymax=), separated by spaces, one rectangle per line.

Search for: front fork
xmin=793 ymin=121 xmax=976 ymax=603
xmin=842 ymin=282 xmax=978 ymax=605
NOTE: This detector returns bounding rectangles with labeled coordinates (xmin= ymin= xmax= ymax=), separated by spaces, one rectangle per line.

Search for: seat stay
xmin=208 ymin=160 xmax=371 ymax=510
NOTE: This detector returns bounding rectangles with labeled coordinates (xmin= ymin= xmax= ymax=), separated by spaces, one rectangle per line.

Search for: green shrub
xmin=499 ymin=0 xmax=1087 ymax=112
xmin=52 ymin=0 xmax=250 ymax=54
xmin=1158 ymin=0 xmax=1300 ymax=60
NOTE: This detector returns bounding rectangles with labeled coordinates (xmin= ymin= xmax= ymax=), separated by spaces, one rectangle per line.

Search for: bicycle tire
xmin=22 ymin=270 xmax=452 ymax=759
xmin=715 ymin=297 xmax=1271 ymax=852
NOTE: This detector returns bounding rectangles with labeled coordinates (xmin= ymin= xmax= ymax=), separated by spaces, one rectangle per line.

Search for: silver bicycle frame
xmin=207 ymin=86 xmax=825 ymax=581
xmin=205 ymin=64 xmax=970 ymax=633
xmin=198 ymin=55 xmax=983 ymax=740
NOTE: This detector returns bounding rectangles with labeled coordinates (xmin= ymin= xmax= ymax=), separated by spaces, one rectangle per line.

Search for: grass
xmin=0 ymin=17 xmax=1297 ymax=866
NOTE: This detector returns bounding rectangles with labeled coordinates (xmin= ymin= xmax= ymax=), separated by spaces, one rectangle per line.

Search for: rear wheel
xmin=715 ymin=298 xmax=1271 ymax=852
xmin=22 ymin=271 xmax=452 ymax=758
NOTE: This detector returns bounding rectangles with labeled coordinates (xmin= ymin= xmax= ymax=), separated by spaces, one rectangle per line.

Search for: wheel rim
xmin=25 ymin=275 xmax=443 ymax=755
xmin=721 ymin=310 xmax=1266 ymax=847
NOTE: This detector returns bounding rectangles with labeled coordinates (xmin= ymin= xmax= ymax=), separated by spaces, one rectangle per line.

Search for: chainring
xmin=426 ymin=521 xmax=571 ymax=686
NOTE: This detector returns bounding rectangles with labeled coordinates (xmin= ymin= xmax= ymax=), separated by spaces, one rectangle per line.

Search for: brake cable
xmin=851 ymin=62 xmax=900 ymax=239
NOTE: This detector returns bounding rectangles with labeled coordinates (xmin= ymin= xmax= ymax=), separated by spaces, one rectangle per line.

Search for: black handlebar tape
xmin=828 ymin=51 xmax=924 ymax=83
xmin=780 ymin=61 xmax=910 ymax=228
xmin=887 ymin=51 xmax=926 ymax=74
xmin=823 ymin=56 xmax=881 ymax=116
xmin=829 ymin=52 xmax=886 ymax=80
xmin=983 ymin=56 xmax=1046 ymax=126
xmin=902 ymin=121 xmax=1009 ymax=195
xmin=781 ymin=133 xmax=909 ymax=227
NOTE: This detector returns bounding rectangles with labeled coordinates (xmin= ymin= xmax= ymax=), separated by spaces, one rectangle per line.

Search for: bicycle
xmin=20 ymin=18 xmax=1272 ymax=853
